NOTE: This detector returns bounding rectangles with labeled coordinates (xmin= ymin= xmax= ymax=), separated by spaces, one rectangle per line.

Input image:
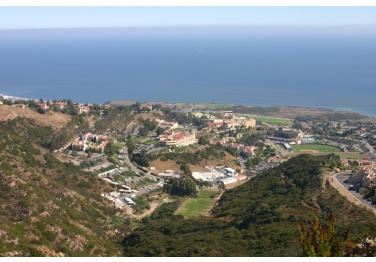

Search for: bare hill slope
xmin=0 ymin=105 xmax=70 ymax=129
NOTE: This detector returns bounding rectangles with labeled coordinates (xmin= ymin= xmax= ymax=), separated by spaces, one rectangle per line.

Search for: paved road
xmin=333 ymin=172 xmax=376 ymax=211
xmin=119 ymin=146 xmax=161 ymax=182
xmin=237 ymin=157 xmax=247 ymax=173
xmin=363 ymin=141 xmax=375 ymax=154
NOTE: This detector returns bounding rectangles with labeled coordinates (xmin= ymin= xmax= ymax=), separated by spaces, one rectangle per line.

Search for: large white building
xmin=158 ymin=131 xmax=195 ymax=147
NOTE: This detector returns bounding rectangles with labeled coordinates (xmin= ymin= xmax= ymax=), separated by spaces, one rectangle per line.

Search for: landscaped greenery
xmin=291 ymin=144 xmax=341 ymax=152
xmin=250 ymin=116 xmax=292 ymax=126
xmin=128 ymin=177 xmax=155 ymax=189
xmin=197 ymin=190 xmax=221 ymax=199
xmin=175 ymin=198 xmax=217 ymax=217
xmin=333 ymin=153 xmax=365 ymax=159
xmin=174 ymin=190 xmax=221 ymax=217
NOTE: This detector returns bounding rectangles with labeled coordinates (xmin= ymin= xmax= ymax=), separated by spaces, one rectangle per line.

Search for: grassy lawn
xmin=144 ymin=139 xmax=155 ymax=145
xmin=291 ymin=144 xmax=341 ymax=152
xmin=201 ymin=103 xmax=235 ymax=109
xmin=197 ymin=189 xmax=221 ymax=199
xmin=250 ymin=116 xmax=292 ymax=126
xmin=115 ymin=142 xmax=123 ymax=149
xmin=128 ymin=177 xmax=155 ymax=189
xmin=174 ymin=190 xmax=221 ymax=217
xmin=331 ymin=153 xmax=365 ymax=159
xmin=175 ymin=198 xmax=217 ymax=217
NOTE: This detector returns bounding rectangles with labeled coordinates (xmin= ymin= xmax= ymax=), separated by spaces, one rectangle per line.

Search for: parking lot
xmin=334 ymin=172 xmax=376 ymax=211
xmin=85 ymin=162 xmax=114 ymax=172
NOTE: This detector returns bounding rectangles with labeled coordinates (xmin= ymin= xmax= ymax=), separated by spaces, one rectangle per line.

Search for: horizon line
xmin=1 ymin=24 xmax=376 ymax=31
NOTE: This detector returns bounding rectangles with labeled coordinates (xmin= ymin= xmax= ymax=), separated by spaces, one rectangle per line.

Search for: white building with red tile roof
xmin=75 ymin=104 xmax=90 ymax=114
xmin=159 ymin=131 xmax=195 ymax=147
xmin=38 ymin=103 xmax=49 ymax=110
xmin=72 ymin=138 xmax=87 ymax=151
xmin=54 ymin=101 xmax=67 ymax=109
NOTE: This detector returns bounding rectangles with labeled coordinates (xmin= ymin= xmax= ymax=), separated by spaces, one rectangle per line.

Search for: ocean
xmin=0 ymin=27 xmax=375 ymax=116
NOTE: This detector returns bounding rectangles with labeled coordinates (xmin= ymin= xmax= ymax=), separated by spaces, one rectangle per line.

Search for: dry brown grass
xmin=137 ymin=111 xmax=164 ymax=120
xmin=0 ymin=105 xmax=71 ymax=129
xmin=270 ymin=107 xmax=334 ymax=118
xmin=359 ymin=117 xmax=376 ymax=124
xmin=149 ymin=152 xmax=240 ymax=174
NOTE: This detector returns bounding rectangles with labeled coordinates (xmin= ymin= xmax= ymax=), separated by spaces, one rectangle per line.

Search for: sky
xmin=0 ymin=4 xmax=376 ymax=30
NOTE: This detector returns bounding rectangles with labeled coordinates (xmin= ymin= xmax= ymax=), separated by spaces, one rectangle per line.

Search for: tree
xmin=87 ymin=151 xmax=93 ymax=158
xmin=71 ymin=151 xmax=79 ymax=157
xmin=156 ymin=127 xmax=165 ymax=136
xmin=180 ymin=163 xmax=192 ymax=176
xmin=163 ymin=178 xmax=197 ymax=197
xmin=296 ymin=211 xmax=351 ymax=257
xmin=198 ymin=136 xmax=208 ymax=145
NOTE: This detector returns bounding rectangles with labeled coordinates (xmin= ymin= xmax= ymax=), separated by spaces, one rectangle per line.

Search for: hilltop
xmin=0 ymin=105 xmax=71 ymax=129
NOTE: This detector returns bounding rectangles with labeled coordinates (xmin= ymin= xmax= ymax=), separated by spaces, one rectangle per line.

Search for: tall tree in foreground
xmin=296 ymin=211 xmax=351 ymax=257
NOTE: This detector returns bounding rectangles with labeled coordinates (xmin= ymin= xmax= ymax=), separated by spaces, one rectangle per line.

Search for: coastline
xmin=1 ymin=92 xmax=374 ymax=119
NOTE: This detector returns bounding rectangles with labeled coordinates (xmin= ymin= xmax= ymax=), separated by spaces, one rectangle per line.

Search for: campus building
xmin=158 ymin=131 xmax=196 ymax=147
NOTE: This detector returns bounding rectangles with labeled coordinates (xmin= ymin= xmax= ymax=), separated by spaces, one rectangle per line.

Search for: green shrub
xmin=28 ymin=246 xmax=46 ymax=257
xmin=44 ymin=230 xmax=57 ymax=242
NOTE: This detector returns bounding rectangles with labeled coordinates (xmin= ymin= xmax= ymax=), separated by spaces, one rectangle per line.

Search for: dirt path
xmin=324 ymin=174 xmax=376 ymax=216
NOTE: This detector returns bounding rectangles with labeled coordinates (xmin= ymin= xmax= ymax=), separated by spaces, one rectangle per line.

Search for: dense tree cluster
xmin=137 ymin=118 xmax=158 ymax=137
xmin=163 ymin=177 xmax=197 ymax=197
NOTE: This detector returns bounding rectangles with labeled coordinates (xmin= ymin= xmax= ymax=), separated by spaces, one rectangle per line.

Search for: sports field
xmin=175 ymin=190 xmax=221 ymax=217
xmin=291 ymin=144 xmax=341 ymax=153
xmin=197 ymin=190 xmax=222 ymax=198
xmin=250 ymin=116 xmax=292 ymax=126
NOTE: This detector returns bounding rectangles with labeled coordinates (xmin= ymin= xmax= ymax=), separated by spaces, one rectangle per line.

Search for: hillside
xmin=0 ymin=121 xmax=124 ymax=257
xmin=122 ymin=154 xmax=376 ymax=256
xmin=0 ymin=105 xmax=71 ymax=129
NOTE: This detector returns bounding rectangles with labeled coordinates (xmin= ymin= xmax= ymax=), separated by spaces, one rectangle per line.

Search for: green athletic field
xmin=197 ymin=190 xmax=221 ymax=199
xmin=250 ymin=116 xmax=292 ymax=126
xmin=175 ymin=190 xmax=221 ymax=217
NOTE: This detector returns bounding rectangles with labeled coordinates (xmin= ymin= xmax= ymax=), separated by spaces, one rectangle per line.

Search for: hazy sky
xmin=1 ymin=6 xmax=376 ymax=30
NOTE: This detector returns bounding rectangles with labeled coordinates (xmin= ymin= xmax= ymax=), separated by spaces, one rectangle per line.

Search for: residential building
xmin=54 ymin=101 xmax=67 ymax=110
xmin=38 ymin=103 xmax=49 ymax=110
xmin=75 ymin=104 xmax=90 ymax=114
xmin=243 ymin=146 xmax=257 ymax=157
xmin=349 ymin=163 xmax=376 ymax=188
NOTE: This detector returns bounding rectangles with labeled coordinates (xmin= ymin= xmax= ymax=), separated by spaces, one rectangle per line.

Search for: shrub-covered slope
xmin=122 ymin=154 xmax=376 ymax=257
xmin=0 ymin=122 xmax=123 ymax=257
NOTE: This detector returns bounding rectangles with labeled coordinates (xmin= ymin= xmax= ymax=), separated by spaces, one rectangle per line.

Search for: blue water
xmin=0 ymin=27 xmax=375 ymax=116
